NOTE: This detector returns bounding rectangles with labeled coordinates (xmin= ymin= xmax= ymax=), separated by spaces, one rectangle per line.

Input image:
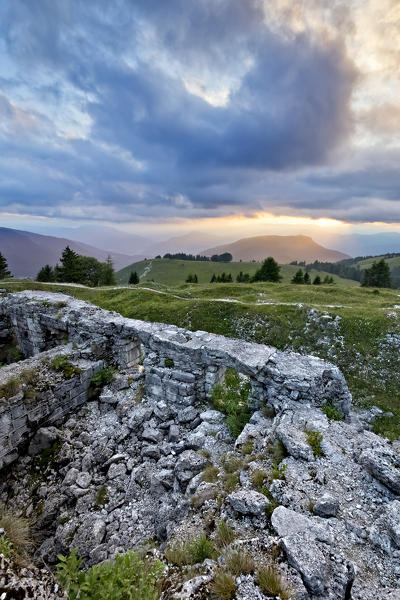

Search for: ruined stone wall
xmin=0 ymin=346 xmax=103 ymax=469
xmin=0 ymin=290 xmax=352 ymax=469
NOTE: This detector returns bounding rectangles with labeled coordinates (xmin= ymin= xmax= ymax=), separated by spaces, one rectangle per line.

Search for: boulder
xmin=28 ymin=426 xmax=60 ymax=456
xmin=313 ymin=493 xmax=339 ymax=518
xmin=174 ymin=450 xmax=208 ymax=486
xmin=227 ymin=489 xmax=268 ymax=516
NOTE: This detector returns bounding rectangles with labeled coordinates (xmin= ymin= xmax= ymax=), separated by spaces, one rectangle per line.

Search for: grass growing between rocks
xmin=306 ymin=430 xmax=324 ymax=458
xmin=165 ymin=534 xmax=216 ymax=566
xmin=2 ymin=279 xmax=400 ymax=439
xmin=212 ymin=368 xmax=251 ymax=437
xmin=56 ymin=548 xmax=164 ymax=600
xmin=0 ymin=508 xmax=32 ymax=562
xmin=257 ymin=564 xmax=294 ymax=600
xmin=51 ymin=355 xmax=82 ymax=378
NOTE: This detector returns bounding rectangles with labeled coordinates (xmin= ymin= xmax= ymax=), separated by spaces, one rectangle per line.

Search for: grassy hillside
xmin=117 ymin=258 xmax=359 ymax=287
xmin=357 ymin=255 xmax=400 ymax=270
xmin=1 ymin=278 xmax=399 ymax=440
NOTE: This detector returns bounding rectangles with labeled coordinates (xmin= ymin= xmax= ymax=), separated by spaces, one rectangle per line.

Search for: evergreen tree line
xmin=304 ymin=260 xmax=363 ymax=282
xmin=291 ymin=269 xmax=334 ymax=285
xmin=361 ymin=259 xmax=392 ymax=288
xmin=36 ymin=246 xmax=116 ymax=287
xmin=162 ymin=252 xmax=232 ymax=263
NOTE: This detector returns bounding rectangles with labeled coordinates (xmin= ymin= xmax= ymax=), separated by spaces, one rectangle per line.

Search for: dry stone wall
xmin=0 ymin=290 xmax=352 ymax=470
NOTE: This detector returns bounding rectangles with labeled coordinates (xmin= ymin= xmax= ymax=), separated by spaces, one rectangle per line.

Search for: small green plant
xmin=257 ymin=564 xmax=293 ymax=600
xmin=322 ymin=403 xmax=344 ymax=421
xmin=225 ymin=550 xmax=255 ymax=576
xmin=202 ymin=465 xmax=219 ymax=483
xmin=0 ymin=535 xmax=13 ymax=558
xmin=88 ymin=367 xmax=114 ymax=399
xmin=215 ymin=520 xmax=235 ymax=548
xmin=164 ymin=357 xmax=174 ymax=368
xmin=165 ymin=534 xmax=216 ymax=566
xmin=51 ymin=355 xmax=82 ymax=378
xmin=212 ymin=368 xmax=251 ymax=437
xmin=270 ymin=462 xmax=287 ymax=481
xmin=210 ymin=567 xmax=236 ymax=600
xmin=187 ymin=534 xmax=216 ymax=564
xmin=306 ymin=430 xmax=324 ymax=458
xmin=262 ymin=404 xmax=275 ymax=418
xmin=56 ymin=548 xmax=164 ymax=600
xmin=95 ymin=485 xmax=108 ymax=507
xmin=221 ymin=454 xmax=243 ymax=474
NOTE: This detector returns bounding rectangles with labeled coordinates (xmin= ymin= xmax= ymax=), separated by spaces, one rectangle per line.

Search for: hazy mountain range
xmin=4 ymin=225 xmax=400 ymax=278
xmin=0 ymin=228 xmax=143 ymax=278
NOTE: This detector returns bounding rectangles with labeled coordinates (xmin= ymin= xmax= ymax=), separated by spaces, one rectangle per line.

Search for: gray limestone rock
xmin=313 ymin=493 xmax=339 ymax=518
xmin=227 ymin=489 xmax=269 ymax=516
xmin=28 ymin=426 xmax=60 ymax=456
xmin=174 ymin=450 xmax=208 ymax=487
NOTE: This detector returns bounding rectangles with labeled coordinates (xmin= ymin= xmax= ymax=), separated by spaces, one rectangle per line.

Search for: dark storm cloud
xmin=0 ymin=0 xmax=364 ymax=222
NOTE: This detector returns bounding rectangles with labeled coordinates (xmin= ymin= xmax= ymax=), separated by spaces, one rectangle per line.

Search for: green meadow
xmin=1 ymin=277 xmax=399 ymax=440
xmin=117 ymin=258 xmax=359 ymax=287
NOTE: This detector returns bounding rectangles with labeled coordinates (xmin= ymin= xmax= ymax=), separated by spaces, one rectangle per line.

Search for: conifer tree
xmin=252 ymin=257 xmax=281 ymax=282
xmin=102 ymin=255 xmax=116 ymax=286
xmin=0 ymin=252 xmax=11 ymax=279
xmin=58 ymin=246 xmax=80 ymax=282
xmin=313 ymin=275 xmax=321 ymax=285
xmin=36 ymin=265 xmax=55 ymax=282
xmin=304 ymin=272 xmax=311 ymax=285
xmin=210 ymin=274 xmax=216 ymax=283
xmin=129 ymin=271 xmax=139 ymax=285
xmin=291 ymin=269 xmax=304 ymax=284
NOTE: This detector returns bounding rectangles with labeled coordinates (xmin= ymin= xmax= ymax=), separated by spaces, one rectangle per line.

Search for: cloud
xmin=1 ymin=0 xmax=397 ymax=227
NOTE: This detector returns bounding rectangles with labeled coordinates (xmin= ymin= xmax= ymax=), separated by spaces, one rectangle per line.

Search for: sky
xmin=1 ymin=0 xmax=400 ymax=245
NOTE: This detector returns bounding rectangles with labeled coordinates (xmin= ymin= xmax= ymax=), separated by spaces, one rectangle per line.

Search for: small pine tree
xmin=102 ymin=255 xmax=116 ymax=286
xmin=129 ymin=271 xmax=139 ymax=285
xmin=252 ymin=257 xmax=281 ymax=282
xmin=291 ymin=269 xmax=304 ymax=284
xmin=58 ymin=246 xmax=80 ymax=283
xmin=36 ymin=264 xmax=55 ymax=282
xmin=304 ymin=272 xmax=311 ymax=285
xmin=313 ymin=275 xmax=321 ymax=285
xmin=0 ymin=252 xmax=12 ymax=279
xmin=227 ymin=273 xmax=232 ymax=282
xmin=210 ymin=274 xmax=216 ymax=283
xmin=193 ymin=274 xmax=198 ymax=283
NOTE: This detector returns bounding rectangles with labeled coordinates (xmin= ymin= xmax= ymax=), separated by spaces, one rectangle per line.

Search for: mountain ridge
xmin=202 ymin=234 xmax=349 ymax=263
xmin=0 ymin=227 xmax=143 ymax=277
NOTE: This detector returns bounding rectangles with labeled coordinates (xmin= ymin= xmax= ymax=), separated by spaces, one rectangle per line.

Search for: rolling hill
xmin=0 ymin=227 xmax=142 ymax=278
xmin=116 ymin=258 xmax=359 ymax=287
xmin=202 ymin=235 xmax=349 ymax=263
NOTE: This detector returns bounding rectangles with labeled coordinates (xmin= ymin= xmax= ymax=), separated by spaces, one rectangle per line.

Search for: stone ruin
xmin=0 ymin=290 xmax=399 ymax=600
xmin=0 ymin=290 xmax=351 ymax=471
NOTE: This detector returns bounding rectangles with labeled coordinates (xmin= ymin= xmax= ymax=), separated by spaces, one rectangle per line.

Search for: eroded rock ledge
xmin=0 ymin=291 xmax=399 ymax=600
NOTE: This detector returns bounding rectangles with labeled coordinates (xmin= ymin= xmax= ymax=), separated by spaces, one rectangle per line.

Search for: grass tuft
xmin=257 ymin=564 xmax=294 ymax=600
xmin=0 ymin=509 xmax=32 ymax=560
xmin=225 ymin=550 xmax=255 ymax=576
xmin=210 ymin=568 xmax=236 ymax=600
xmin=305 ymin=430 xmax=324 ymax=458
xmin=215 ymin=520 xmax=235 ymax=548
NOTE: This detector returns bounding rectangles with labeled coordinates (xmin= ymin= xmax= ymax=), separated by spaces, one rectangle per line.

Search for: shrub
xmin=164 ymin=542 xmax=191 ymax=566
xmin=0 ymin=509 xmax=31 ymax=559
xmin=222 ymin=472 xmax=239 ymax=493
xmin=212 ymin=368 xmax=251 ymax=438
xmin=257 ymin=564 xmax=293 ymax=600
xmin=251 ymin=469 xmax=268 ymax=492
xmin=56 ymin=548 xmax=164 ymax=600
xmin=241 ymin=441 xmax=254 ymax=455
xmin=225 ymin=550 xmax=254 ymax=576
xmin=210 ymin=568 xmax=236 ymax=600
xmin=51 ymin=355 xmax=82 ymax=378
xmin=322 ymin=403 xmax=344 ymax=421
xmin=215 ymin=520 xmax=235 ymax=548
xmin=164 ymin=357 xmax=174 ymax=368
xmin=306 ymin=430 xmax=324 ymax=458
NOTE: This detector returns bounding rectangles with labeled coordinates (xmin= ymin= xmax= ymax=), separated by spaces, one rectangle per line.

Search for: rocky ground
xmin=0 ymin=364 xmax=399 ymax=599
